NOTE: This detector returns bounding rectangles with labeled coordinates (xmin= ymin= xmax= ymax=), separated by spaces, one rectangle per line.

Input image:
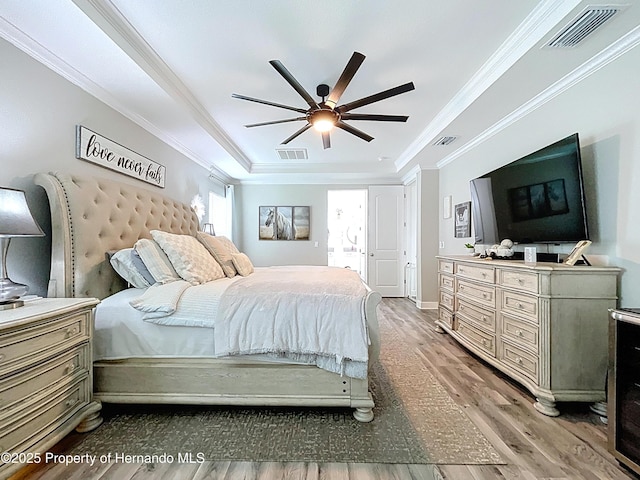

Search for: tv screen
xmin=470 ymin=133 xmax=588 ymax=245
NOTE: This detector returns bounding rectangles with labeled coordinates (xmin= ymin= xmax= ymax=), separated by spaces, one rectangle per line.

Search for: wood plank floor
xmin=10 ymin=298 xmax=635 ymax=480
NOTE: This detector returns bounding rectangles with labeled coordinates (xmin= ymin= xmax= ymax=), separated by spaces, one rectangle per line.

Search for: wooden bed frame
xmin=34 ymin=172 xmax=381 ymax=422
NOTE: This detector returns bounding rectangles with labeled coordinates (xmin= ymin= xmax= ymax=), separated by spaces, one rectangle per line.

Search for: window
xmin=208 ymin=187 xmax=233 ymax=239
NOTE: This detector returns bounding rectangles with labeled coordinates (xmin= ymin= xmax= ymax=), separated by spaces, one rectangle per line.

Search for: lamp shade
xmin=202 ymin=223 xmax=215 ymax=235
xmin=0 ymin=188 xmax=44 ymax=237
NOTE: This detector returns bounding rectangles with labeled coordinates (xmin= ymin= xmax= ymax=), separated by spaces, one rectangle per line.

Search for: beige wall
xmin=416 ymin=169 xmax=439 ymax=307
xmin=1 ymin=39 xmax=214 ymax=296
xmin=438 ymin=42 xmax=640 ymax=307
xmin=235 ymin=184 xmax=333 ymax=267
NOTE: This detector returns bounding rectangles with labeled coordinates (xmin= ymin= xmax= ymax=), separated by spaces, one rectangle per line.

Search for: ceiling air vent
xmin=276 ymin=148 xmax=308 ymax=160
xmin=546 ymin=6 xmax=623 ymax=48
xmin=432 ymin=136 xmax=458 ymax=146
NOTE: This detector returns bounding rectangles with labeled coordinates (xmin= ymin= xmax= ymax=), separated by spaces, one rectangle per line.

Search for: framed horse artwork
xmin=259 ymin=206 xmax=310 ymax=240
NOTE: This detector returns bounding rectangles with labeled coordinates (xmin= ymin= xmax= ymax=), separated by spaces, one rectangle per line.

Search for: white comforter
xmin=129 ymin=266 xmax=371 ymax=378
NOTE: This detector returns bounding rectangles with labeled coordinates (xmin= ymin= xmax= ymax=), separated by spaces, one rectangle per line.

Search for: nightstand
xmin=0 ymin=298 xmax=102 ymax=478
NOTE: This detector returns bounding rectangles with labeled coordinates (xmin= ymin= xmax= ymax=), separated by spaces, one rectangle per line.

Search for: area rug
xmin=69 ymin=302 xmax=503 ymax=464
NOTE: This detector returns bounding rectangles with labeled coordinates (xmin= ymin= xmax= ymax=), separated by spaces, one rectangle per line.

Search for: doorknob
xmin=369 ymin=253 xmax=374 ymax=257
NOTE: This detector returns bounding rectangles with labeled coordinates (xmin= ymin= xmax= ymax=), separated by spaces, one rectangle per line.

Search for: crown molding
xmin=70 ymin=0 xmax=252 ymax=174
xmin=0 ymin=14 xmax=233 ymax=185
xmin=394 ymin=0 xmax=581 ymax=173
xmin=436 ymin=24 xmax=640 ymax=169
xmin=400 ymin=165 xmax=421 ymax=185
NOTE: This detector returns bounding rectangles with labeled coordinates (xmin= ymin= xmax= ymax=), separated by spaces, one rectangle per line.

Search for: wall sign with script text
xmin=75 ymin=125 xmax=166 ymax=188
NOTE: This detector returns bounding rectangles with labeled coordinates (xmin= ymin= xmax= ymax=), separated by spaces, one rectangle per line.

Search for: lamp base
xmin=0 ymin=278 xmax=29 ymax=303
xmin=0 ymin=299 xmax=24 ymax=311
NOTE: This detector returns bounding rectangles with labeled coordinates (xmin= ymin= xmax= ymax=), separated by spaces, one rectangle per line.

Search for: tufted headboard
xmin=34 ymin=172 xmax=199 ymax=300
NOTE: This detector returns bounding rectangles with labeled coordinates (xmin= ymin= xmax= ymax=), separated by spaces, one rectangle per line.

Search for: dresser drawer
xmin=499 ymin=269 xmax=539 ymax=294
xmin=0 ymin=377 xmax=88 ymax=454
xmin=500 ymin=290 xmax=538 ymax=322
xmin=458 ymin=300 xmax=495 ymax=333
xmin=500 ymin=340 xmax=538 ymax=383
xmin=456 ymin=279 xmax=495 ymax=308
xmin=458 ymin=320 xmax=495 ymax=357
xmin=439 ymin=307 xmax=455 ymax=330
xmin=456 ymin=263 xmax=494 ymax=284
xmin=500 ymin=314 xmax=538 ymax=352
xmin=0 ymin=312 xmax=89 ymax=377
xmin=0 ymin=345 xmax=89 ymax=419
xmin=439 ymin=259 xmax=454 ymax=274
xmin=439 ymin=273 xmax=455 ymax=292
xmin=439 ymin=290 xmax=455 ymax=311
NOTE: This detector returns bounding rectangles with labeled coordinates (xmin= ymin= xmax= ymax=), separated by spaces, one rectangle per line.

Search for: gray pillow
xmin=131 ymin=249 xmax=156 ymax=286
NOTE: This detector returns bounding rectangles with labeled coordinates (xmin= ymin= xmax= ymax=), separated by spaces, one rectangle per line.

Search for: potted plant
xmin=464 ymin=243 xmax=475 ymax=255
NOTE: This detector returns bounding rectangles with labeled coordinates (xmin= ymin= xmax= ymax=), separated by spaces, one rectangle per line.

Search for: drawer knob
xmin=482 ymin=293 xmax=488 ymax=298
xmin=65 ymin=327 xmax=78 ymax=338
xmin=518 ymin=278 xmax=524 ymax=284
xmin=482 ymin=272 xmax=487 ymax=278
xmin=516 ymin=329 xmax=523 ymax=337
xmin=65 ymin=361 xmax=76 ymax=373
xmin=516 ymin=357 xmax=523 ymax=365
xmin=65 ymin=398 xmax=77 ymax=408
xmin=459 ymin=268 xmax=464 ymax=273
xmin=517 ymin=303 xmax=523 ymax=309
xmin=482 ymin=315 xmax=487 ymax=321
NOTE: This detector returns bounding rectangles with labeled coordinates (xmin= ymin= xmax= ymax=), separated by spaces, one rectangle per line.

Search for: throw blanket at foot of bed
xmin=131 ymin=266 xmax=371 ymax=379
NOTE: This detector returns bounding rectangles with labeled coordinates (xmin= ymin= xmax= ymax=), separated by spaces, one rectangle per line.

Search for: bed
xmin=34 ymin=172 xmax=381 ymax=423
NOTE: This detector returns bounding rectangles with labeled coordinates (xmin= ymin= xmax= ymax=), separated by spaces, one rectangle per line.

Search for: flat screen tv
xmin=470 ymin=133 xmax=588 ymax=245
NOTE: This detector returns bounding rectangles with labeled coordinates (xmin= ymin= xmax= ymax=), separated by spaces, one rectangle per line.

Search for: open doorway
xmin=327 ymin=190 xmax=367 ymax=280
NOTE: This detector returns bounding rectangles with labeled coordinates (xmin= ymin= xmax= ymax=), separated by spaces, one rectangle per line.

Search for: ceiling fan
xmin=232 ymin=52 xmax=415 ymax=149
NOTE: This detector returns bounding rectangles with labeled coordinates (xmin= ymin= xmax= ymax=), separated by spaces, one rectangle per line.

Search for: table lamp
xmin=0 ymin=187 xmax=45 ymax=310
xmin=202 ymin=223 xmax=215 ymax=235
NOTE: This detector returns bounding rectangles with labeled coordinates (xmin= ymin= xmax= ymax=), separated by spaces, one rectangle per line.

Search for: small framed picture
xmin=454 ymin=201 xmax=471 ymax=238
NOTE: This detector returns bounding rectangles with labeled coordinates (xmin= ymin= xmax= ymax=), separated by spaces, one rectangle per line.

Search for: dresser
xmin=608 ymin=308 xmax=640 ymax=476
xmin=0 ymin=298 xmax=102 ymax=478
xmin=436 ymin=255 xmax=619 ymax=416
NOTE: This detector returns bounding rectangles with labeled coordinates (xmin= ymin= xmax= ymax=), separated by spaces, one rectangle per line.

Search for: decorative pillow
xmin=151 ymin=230 xmax=225 ymax=284
xmin=231 ymin=252 xmax=254 ymax=276
xmin=109 ymin=248 xmax=151 ymax=289
xmin=134 ymin=238 xmax=181 ymax=284
xmin=196 ymin=232 xmax=238 ymax=277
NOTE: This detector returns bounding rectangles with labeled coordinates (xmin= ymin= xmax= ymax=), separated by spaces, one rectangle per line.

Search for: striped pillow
xmin=134 ymin=238 xmax=181 ymax=284
xmin=151 ymin=230 xmax=225 ymax=285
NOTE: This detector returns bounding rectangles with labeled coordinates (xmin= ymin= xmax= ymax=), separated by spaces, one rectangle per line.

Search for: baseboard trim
xmin=416 ymin=300 xmax=438 ymax=310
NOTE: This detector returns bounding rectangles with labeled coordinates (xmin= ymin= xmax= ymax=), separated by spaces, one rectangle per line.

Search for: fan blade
xmin=245 ymin=117 xmax=307 ymax=128
xmin=281 ymin=124 xmax=312 ymax=144
xmin=232 ymin=93 xmax=308 ymax=114
xmin=269 ymin=60 xmax=319 ymax=110
xmin=336 ymin=82 xmax=415 ymax=114
xmin=336 ymin=121 xmax=374 ymax=142
xmin=322 ymin=131 xmax=331 ymax=149
xmin=340 ymin=113 xmax=409 ymax=122
xmin=325 ymin=52 xmax=366 ymax=110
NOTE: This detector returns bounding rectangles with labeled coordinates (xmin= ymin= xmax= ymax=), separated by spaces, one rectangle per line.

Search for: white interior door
xmin=367 ymin=185 xmax=404 ymax=297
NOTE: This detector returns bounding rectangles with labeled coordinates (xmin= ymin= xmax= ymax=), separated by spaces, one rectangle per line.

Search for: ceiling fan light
xmin=310 ymin=109 xmax=337 ymax=132
xmin=313 ymin=119 xmax=335 ymax=132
